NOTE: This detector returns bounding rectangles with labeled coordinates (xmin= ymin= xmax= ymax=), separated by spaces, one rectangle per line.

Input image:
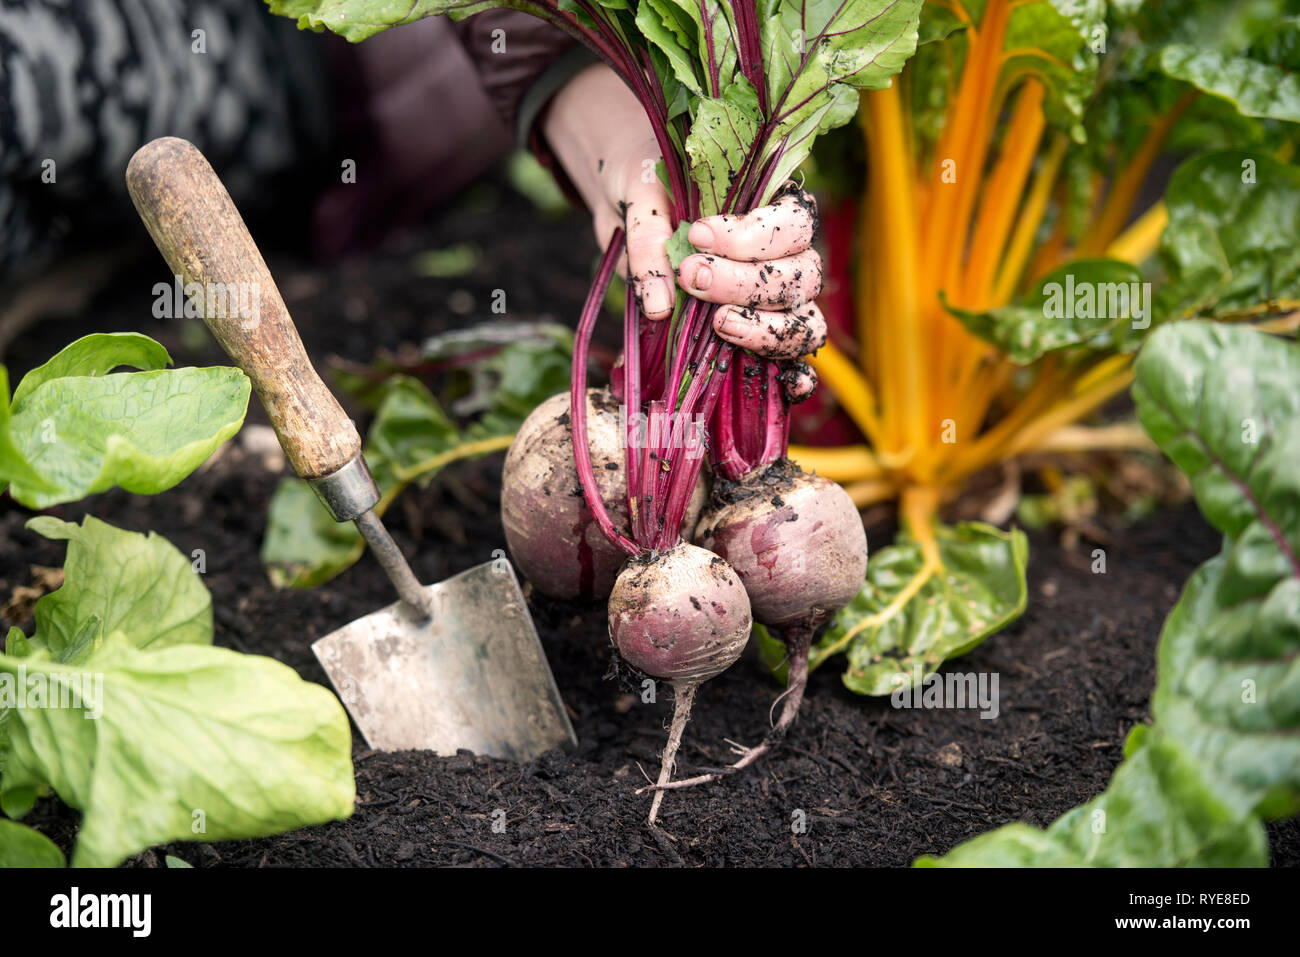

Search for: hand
xmin=543 ymin=65 xmax=825 ymax=399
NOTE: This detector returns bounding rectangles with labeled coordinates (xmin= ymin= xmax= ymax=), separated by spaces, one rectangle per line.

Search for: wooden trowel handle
xmin=126 ymin=136 xmax=360 ymax=480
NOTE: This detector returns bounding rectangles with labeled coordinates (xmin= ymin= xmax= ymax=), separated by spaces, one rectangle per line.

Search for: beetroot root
xmin=659 ymin=459 xmax=866 ymax=788
xmin=501 ymin=389 xmax=706 ymax=600
xmin=608 ymin=542 xmax=752 ymax=824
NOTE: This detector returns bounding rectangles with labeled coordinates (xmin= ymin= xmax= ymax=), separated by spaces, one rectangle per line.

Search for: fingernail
xmin=684 ymin=262 xmax=712 ymax=291
xmin=714 ymin=308 xmax=739 ymax=338
xmin=641 ymin=277 xmax=673 ymax=316
xmin=688 ymin=221 xmax=714 ymax=249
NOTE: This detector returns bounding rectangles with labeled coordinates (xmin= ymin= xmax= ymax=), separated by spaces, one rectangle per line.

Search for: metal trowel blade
xmin=311 ymin=560 xmax=577 ymax=761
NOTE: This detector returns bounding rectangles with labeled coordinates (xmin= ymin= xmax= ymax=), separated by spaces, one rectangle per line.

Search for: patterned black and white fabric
xmin=0 ymin=0 xmax=329 ymax=281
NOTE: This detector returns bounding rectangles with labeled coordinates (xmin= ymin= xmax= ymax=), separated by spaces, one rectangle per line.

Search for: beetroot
xmin=681 ymin=459 xmax=866 ymax=782
xmin=608 ymin=542 xmax=751 ymax=823
xmin=695 ymin=460 xmax=866 ymax=630
xmin=500 ymin=388 xmax=705 ymax=600
xmin=608 ymin=542 xmax=752 ymax=683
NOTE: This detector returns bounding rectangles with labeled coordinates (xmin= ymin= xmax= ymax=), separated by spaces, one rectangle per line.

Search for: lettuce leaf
xmin=0 ymin=517 xmax=354 ymax=868
xmin=0 ymin=334 xmax=250 ymax=509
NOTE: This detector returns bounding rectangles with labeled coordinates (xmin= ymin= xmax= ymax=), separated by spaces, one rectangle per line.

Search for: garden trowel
xmin=126 ymin=137 xmax=576 ymax=761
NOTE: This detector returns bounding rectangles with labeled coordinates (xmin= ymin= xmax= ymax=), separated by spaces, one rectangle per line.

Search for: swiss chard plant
xmin=920 ymin=320 xmax=1300 ymax=866
xmin=0 ymin=334 xmax=355 ymax=867
xmin=788 ymin=0 xmax=1300 ymax=694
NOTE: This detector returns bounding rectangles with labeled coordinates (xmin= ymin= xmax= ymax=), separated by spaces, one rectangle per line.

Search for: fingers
xmin=622 ymin=172 xmax=676 ymax=320
xmin=712 ymin=300 xmax=827 ymax=360
xmin=678 ymin=248 xmax=822 ymax=309
xmin=778 ymin=360 xmax=817 ymax=403
xmin=686 ymin=186 xmax=817 ymax=262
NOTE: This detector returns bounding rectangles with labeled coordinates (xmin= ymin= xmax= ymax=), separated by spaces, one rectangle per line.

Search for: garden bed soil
xmin=3 ymin=180 xmax=1296 ymax=867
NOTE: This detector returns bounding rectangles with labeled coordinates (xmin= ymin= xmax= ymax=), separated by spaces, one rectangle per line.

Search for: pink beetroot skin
xmin=694 ymin=461 xmax=866 ymax=630
xmin=501 ymin=389 xmax=705 ymax=600
xmin=607 ymin=542 xmax=752 ymax=685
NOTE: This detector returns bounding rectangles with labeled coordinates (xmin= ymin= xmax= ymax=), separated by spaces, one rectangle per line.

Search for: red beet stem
xmin=623 ymin=286 xmax=642 ymax=541
xmin=572 ymin=229 xmax=638 ymax=556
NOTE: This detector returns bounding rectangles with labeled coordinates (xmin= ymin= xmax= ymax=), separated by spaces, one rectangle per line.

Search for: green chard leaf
xmin=1159 ymin=41 xmax=1300 ymax=124
xmin=0 ymin=334 xmax=250 ymax=509
xmin=918 ymin=733 xmax=1268 ymax=867
xmin=906 ymin=0 xmax=1103 ymax=163
xmin=805 ymin=521 xmax=1028 ymax=697
xmin=1134 ymin=320 xmax=1300 ymax=819
xmin=946 ymin=259 xmax=1148 ymax=363
xmin=999 ymin=0 xmax=1106 ymax=139
xmin=1157 ymin=151 xmax=1300 ymax=321
xmin=922 ymin=322 xmax=1300 ymax=866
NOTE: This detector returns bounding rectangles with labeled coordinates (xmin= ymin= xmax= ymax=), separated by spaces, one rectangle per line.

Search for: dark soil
xmin=3 ymin=178 xmax=1296 ymax=868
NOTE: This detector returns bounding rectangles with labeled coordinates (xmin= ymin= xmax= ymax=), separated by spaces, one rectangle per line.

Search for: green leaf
xmin=264 ymin=333 xmax=569 ymax=588
xmin=918 ymin=735 xmax=1268 ymax=867
xmin=164 ymin=854 xmax=194 ymax=868
xmin=762 ymin=0 xmax=922 ymax=115
xmin=0 ymin=818 xmax=66 ymax=868
xmin=0 ymin=638 xmax=354 ymax=868
xmin=505 ymin=150 xmax=571 ymax=218
xmin=813 ymin=522 xmax=1028 ymax=696
xmin=362 ymin=375 xmax=461 ymax=489
xmin=1159 ymin=42 xmax=1300 ymax=124
xmin=411 ymin=243 xmax=479 ymax=278
xmin=906 ymin=0 xmax=1103 ymax=158
xmin=0 ymin=367 xmax=56 ymax=496
xmin=760 ymin=84 xmax=860 ymax=203
xmin=267 ymin=0 xmax=500 ymax=41
xmin=261 ymin=477 xmax=366 ymax=589
xmin=12 ymin=333 xmax=171 ymax=407
xmin=759 ymin=0 xmax=923 ymax=202
xmin=946 ymin=259 xmax=1148 ymax=363
xmin=686 ymin=79 xmax=761 ymax=216
xmin=1157 ymin=151 xmax=1300 ymax=322
xmin=1153 ymin=552 xmax=1300 ymax=820
xmin=24 ymin=515 xmax=212 ymax=660
xmin=666 ymin=221 xmax=697 ymax=270
xmin=4 ymin=360 xmax=250 ymax=509
xmin=637 ymin=0 xmax=705 ymax=95
xmin=1134 ymin=320 xmax=1300 ymax=818
xmin=655 ymin=0 xmax=738 ymax=98
xmin=1007 ymin=1 xmax=1106 ymax=137
xmin=1133 ymin=321 xmax=1300 ymax=538
xmin=916 ymin=285 xmax=1300 ymax=868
